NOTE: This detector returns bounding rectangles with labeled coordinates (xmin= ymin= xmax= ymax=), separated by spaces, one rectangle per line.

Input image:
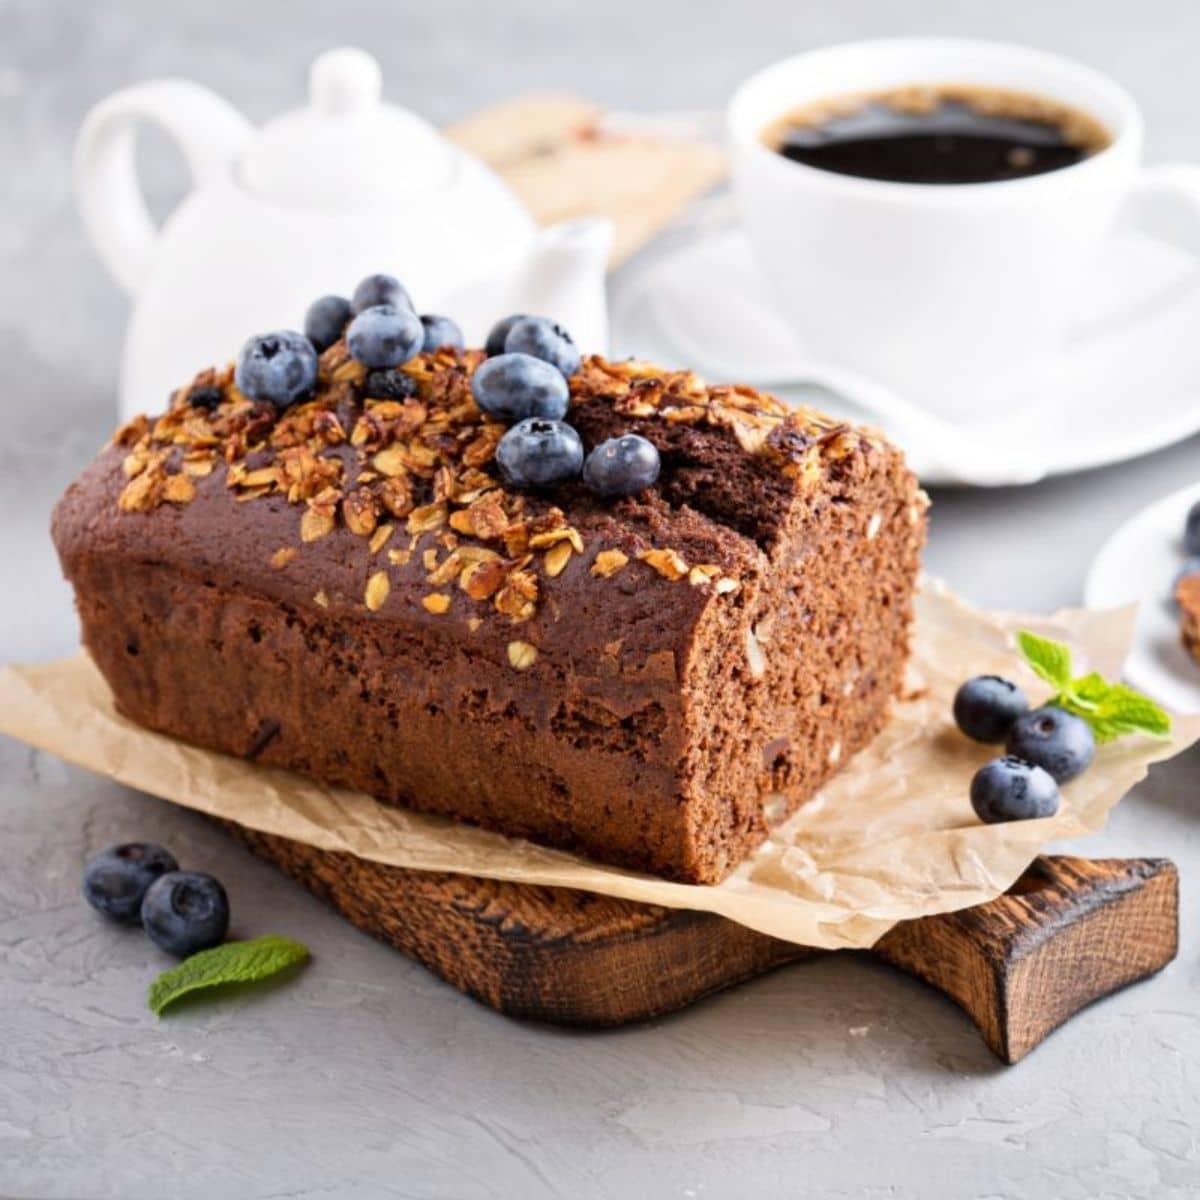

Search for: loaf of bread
xmin=52 ymin=343 xmax=926 ymax=884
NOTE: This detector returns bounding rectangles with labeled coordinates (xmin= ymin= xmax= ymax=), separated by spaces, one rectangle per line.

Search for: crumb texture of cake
xmin=1179 ymin=575 xmax=1200 ymax=666
xmin=52 ymin=343 xmax=927 ymax=884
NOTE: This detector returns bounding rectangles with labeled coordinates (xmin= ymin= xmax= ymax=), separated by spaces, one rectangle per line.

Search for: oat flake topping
xmin=112 ymin=342 xmax=874 ymax=624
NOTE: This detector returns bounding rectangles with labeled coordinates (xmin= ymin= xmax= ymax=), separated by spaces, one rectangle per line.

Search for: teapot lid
xmin=239 ymin=48 xmax=454 ymax=211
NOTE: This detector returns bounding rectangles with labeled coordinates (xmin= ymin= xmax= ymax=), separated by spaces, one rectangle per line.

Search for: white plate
xmin=611 ymin=224 xmax=1200 ymax=487
xmin=1084 ymin=481 xmax=1200 ymax=713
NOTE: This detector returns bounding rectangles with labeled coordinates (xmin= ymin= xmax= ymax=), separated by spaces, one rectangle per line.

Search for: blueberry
xmin=1181 ymin=498 xmax=1200 ymax=556
xmin=141 ymin=871 xmax=230 ymax=958
xmin=351 ymin=273 xmax=412 ymax=314
xmin=1006 ymin=706 xmax=1096 ymax=783
xmin=346 ymin=304 xmax=424 ymax=370
xmin=485 ymin=313 xmax=527 ymax=357
xmin=235 ymin=331 xmax=319 ymax=410
xmin=419 ymin=314 xmax=464 ymax=353
xmin=582 ymin=434 xmax=661 ymax=498
xmin=82 ymin=842 xmax=179 ymax=923
xmin=496 ymin=418 xmax=584 ymax=488
xmin=470 ymin=353 xmax=569 ymax=423
xmin=952 ymin=675 xmax=1030 ymax=743
xmin=504 ymin=315 xmax=581 ymax=377
xmin=970 ymin=755 xmax=1061 ymax=824
xmin=363 ymin=368 xmax=418 ymax=400
xmin=304 ymin=294 xmax=352 ymax=352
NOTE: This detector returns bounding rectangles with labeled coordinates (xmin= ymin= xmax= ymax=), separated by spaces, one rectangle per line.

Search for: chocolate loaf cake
xmin=53 ymin=343 xmax=926 ymax=884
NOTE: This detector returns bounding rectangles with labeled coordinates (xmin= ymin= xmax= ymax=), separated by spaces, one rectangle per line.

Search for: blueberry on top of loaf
xmin=100 ymin=337 xmax=911 ymax=635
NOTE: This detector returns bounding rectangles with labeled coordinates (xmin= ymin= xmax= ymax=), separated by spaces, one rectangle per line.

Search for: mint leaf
xmin=1086 ymin=684 xmax=1173 ymax=744
xmin=1016 ymin=630 xmax=1073 ymax=689
xmin=1067 ymin=671 xmax=1109 ymax=710
xmin=148 ymin=934 xmax=309 ymax=1016
xmin=1013 ymin=629 xmax=1172 ymax=745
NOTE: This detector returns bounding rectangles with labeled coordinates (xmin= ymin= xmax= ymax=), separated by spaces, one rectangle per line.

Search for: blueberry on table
xmin=1006 ymin=706 xmax=1096 ymax=783
xmin=351 ymin=273 xmax=412 ymax=314
xmin=504 ymin=315 xmax=581 ymax=377
xmin=304 ymin=294 xmax=352 ymax=352
xmin=470 ymin=353 xmax=569 ymax=423
xmin=235 ymin=331 xmax=319 ymax=410
xmin=419 ymin=314 xmax=464 ymax=353
xmin=141 ymin=871 xmax=230 ymax=958
xmin=82 ymin=842 xmax=179 ymax=923
xmin=484 ymin=313 xmax=528 ymax=357
xmin=952 ymin=675 xmax=1030 ymax=743
xmin=1186 ymin=500 xmax=1200 ymax=557
xmin=970 ymin=755 xmax=1061 ymax=824
xmin=496 ymin=418 xmax=584 ymax=487
xmin=363 ymin=368 xmax=418 ymax=400
xmin=346 ymin=304 xmax=424 ymax=370
xmin=582 ymin=434 xmax=661 ymax=498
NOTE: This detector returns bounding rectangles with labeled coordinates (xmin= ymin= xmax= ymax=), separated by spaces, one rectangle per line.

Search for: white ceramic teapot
xmin=75 ymin=47 xmax=612 ymax=419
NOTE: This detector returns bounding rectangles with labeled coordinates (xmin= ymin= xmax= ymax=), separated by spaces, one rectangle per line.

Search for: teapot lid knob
xmin=238 ymin=45 xmax=455 ymax=212
xmin=310 ymin=48 xmax=382 ymax=116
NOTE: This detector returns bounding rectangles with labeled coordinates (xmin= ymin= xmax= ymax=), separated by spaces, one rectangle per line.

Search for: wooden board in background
xmin=446 ymin=94 xmax=725 ymax=266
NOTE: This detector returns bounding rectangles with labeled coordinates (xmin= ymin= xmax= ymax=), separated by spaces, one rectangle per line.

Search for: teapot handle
xmin=73 ymin=81 xmax=253 ymax=295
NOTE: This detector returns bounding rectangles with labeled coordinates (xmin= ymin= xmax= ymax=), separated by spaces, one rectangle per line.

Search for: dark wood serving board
xmin=220 ymin=821 xmax=1177 ymax=1063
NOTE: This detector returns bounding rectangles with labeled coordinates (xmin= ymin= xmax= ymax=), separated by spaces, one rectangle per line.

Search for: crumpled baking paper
xmin=1 ymin=579 xmax=1195 ymax=949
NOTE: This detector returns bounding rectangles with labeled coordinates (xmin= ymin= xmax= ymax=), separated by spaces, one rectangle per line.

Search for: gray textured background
xmin=3 ymin=1 xmax=1200 ymax=1196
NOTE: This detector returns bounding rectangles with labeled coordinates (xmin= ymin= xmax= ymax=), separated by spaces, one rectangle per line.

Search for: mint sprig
xmin=1015 ymin=630 xmax=1171 ymax=744
xmin=148 ymin=934 xmax=309 ymax=1016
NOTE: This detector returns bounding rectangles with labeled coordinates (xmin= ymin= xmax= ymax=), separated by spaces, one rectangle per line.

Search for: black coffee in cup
xmin=764 ymin=85 xmax=1110 ymax=184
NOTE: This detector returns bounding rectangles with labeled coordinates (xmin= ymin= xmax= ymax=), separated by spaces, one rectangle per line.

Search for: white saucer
xmin=610 ymin=224 xmax=1200 ymax=487
xmin=1084 ymin=481 xmax=1200 ymax=713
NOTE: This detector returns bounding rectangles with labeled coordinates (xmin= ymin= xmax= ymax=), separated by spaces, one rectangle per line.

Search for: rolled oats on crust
xmin=114 ymin=345 xmax=887 ymax=629
xmin=591 ymin=549 xmax=629 ymax=578
xmin=638 ymin=547 xmax=689 ymax=581
xmin=507 ymin=640 xmax=538 ymax=670
xmin=364 ymin=570 xmax=390 ymax=612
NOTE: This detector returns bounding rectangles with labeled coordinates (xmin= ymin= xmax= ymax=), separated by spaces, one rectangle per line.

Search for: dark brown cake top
xmin=108 ymin=341 xmax=886 ymax=634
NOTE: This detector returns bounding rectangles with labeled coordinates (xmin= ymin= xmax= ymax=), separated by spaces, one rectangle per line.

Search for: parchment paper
xmin=1 ymin=579 xmax=1195 ymax=949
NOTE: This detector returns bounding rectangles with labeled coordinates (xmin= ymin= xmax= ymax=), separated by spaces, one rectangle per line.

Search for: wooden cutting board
xmin=220 ymin=821 xmax=1177 ymax=1064
xmin=446 ymin=94 xmax=725 ymax=267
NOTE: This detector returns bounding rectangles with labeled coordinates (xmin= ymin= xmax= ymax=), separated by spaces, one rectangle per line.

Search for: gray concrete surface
xmin=3 ymin=1 xmax=1200 ymax=1196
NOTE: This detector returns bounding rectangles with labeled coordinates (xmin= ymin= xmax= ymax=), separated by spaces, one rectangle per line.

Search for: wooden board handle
xmin=873 ymin=856 xmax=1178 ymax=1062
xmin=222 ymin=822 xmax=1177 ymax=1064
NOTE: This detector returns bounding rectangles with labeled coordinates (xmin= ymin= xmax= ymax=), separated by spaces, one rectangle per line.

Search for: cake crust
xmin=53 ymin=345 xmax=927 ymax=884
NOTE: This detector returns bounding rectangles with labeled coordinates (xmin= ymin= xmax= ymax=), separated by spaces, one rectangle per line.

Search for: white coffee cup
xmin=728 ymin=38 xmax=1200 ymax=419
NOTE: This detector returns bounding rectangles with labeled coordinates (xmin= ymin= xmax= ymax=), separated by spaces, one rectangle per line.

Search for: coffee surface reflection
xmin=765 ymin=85 xmax=1111 ymax=184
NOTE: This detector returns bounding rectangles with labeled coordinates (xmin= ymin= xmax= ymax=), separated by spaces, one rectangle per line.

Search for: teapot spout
xmin=516 ymin=218 xmax=614 ymax=355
